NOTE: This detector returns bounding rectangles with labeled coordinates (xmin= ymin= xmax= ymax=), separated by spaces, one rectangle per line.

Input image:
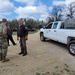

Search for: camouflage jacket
xmin=0 ymin=23 xmax=7 ymax=40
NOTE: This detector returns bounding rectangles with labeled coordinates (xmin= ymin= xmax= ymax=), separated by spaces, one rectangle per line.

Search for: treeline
xmin=3 ymin=2 xmax=75 ymax=29
xmin=8 ymin=18 xmax=45 ymax=30
xmin=47 ymin=2 xmax=75 ymax=24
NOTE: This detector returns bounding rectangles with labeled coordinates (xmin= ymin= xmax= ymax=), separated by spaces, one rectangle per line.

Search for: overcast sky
xmin=0 ymin=0 xmax=75 ymax=21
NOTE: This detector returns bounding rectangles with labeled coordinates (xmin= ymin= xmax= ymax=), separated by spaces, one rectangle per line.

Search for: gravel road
xmin=0 ymin=31 xmax=75 ymax=75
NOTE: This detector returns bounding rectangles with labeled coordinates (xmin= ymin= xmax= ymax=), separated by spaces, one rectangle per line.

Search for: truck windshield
xmin=46 ymin=23 xmax=53 ymax=29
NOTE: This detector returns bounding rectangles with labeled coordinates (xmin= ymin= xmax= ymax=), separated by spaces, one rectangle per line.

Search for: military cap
xmin=2 ymin=18 xmax=7 ymax=22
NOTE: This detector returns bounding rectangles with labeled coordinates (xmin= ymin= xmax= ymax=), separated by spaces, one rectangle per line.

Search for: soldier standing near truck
xmin=0 ymin=19 xmax=9 ymax=62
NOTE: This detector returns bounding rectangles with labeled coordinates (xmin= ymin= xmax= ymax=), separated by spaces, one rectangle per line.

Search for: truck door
xmin=48 ymin=22 xmax=58 ymax=41
xmin=44 ymin=23 xmax=53 ymax=38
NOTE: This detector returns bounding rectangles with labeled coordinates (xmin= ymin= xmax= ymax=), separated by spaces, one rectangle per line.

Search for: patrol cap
xmin=2 ymin=18 xmax=7 ymax=22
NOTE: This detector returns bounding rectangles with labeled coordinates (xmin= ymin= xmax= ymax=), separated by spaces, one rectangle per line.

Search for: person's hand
xmin=17 ymin=37 xmax=19 ymax=41
xmin=25 ymin=35 xmax=28 ymax=40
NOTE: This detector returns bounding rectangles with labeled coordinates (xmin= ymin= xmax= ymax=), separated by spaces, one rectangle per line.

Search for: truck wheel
xmin=40 ymin=33 xmax=45 ymax=41
xmin=68 ymin=41 xmax=75 ymax=56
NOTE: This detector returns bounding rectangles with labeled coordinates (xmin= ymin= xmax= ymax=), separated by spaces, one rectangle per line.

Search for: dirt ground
xmin=0 ymin=31 xmax=75 ymax=75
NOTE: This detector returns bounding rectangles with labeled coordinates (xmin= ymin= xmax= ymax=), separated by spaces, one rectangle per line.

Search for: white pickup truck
xmin=40 ymin=21 xmax=75 ymax=56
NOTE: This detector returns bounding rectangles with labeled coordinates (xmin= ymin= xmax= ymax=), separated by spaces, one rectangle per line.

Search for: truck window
xmin=52 ymin=23 xmax=58 ymax=29
xmin=60 ymin=22 xmax=64 ymax=29
xmin=60 ymin=22 xmax=75 ymax=29
xmin=46 ymin=23 xmax=53 ymax=29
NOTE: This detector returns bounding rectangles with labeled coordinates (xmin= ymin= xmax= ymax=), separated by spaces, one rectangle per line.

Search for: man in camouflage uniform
xmin=0 ymin=19 xmax=9 ymax=62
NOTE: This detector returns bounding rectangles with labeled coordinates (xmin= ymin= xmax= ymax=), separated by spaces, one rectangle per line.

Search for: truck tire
xmin=68 ymin=41 xmax=75 ymax=56
xmin=40 ymin=33 xmax=45 ymax=41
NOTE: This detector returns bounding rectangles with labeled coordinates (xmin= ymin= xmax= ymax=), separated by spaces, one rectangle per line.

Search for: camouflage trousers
xmin=0 ymin=39 xmax=8 ymax=60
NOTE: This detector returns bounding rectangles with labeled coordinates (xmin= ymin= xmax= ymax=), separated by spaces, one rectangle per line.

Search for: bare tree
xmin=51 ymin=5 xmax=64 ymax=21
xmin=46 ymin=14 xmax=54 ymax=24
xmin=67 ymin=2 xmax=75 ymax=18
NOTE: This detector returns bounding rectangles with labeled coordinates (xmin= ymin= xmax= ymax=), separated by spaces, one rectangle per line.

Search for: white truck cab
xmin=40 ymin=21 xmax=75 ymax=56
